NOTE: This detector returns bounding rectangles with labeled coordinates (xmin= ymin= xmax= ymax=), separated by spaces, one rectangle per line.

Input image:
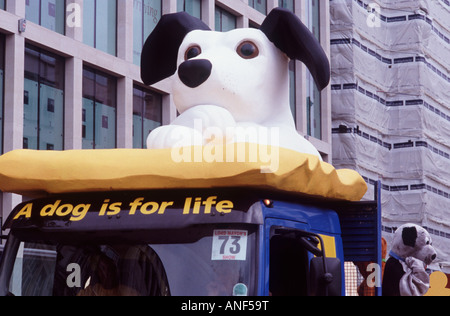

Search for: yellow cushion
xmin=0 ymin=144 xmax=367 ymax=201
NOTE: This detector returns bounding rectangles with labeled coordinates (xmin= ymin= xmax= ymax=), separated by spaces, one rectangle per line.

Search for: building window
xmin=306 ymin=0 xmax=322 ymax=139
xmin=0 ymin=0 xmax=5 ymax=10
xmin=0 ymin=34 xmax=4 ymax=153
xmin=249 ymin=0 xmax=267 ymax=15
xmin=215 ymin=7 xmax=236 ymax=32
xmin=276 ymin=1 xmax=297 ymax=125
xmin=133 ymin=0 xmax=162 ymax=65
xmin=84 ymin=0 xmax=117 ymax=56
xmin=177 ymin=0 xmax=201 ymax=18
xmin=25 ymin=0 xmax=65 ymax=35
xmin=278 ymin=0 xmax=294 ymax=11
xmin=289 ymin=60 xmax=296 ymax=125
xmin=82 ymin=67 xmax=117 ymax=149
xmin=133 ymin=85 xmax=162 ymax=148
xmin=24 ymin=45 xmax=65 ymax=150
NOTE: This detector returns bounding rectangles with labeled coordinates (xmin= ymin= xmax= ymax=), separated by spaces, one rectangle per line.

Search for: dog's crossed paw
xmin=146 ymin=125 xmax=203 ymax=149
xmin=147 ymin=105 xmax=237 ymax=149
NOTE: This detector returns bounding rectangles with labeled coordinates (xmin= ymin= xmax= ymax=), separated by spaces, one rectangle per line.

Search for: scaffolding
xmin=330 ymin=0 xmax=450 ymax=271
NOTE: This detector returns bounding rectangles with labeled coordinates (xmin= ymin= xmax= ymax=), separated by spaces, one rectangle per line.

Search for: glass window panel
xmin=56 ymin=0 xmax=66 ymax=34
xmin=133 ymin=0 xmax=162 ymax=65
xmin=24 ymin=45 xmax=65 ymax=150
xmin=248 ymin=0 xmax=267 ymax=15
xmin=95 ymin=73 xmax=116 ymax=108
xmin=82 ymin=68 xmax=95 ymax=101
xmin=25 ymin=48 xmax=40 ymax=82
xmin=39 ymin=53 xmax=65 ymax=90
xmin=82 ymin=98 xmax=95 ymax=149
xmin=188 ymin=0 xmax=202 ymax=18
xmin=95 ymin=0 xmax=117 ymax=55
xmin=95 ymin=102 xmax=116 ymax=149
xmin=40 ymin=0 xmax=65 ymax=34
xmin=306 ymin=0 xmax=320 ymax=40
xmin=215 ymin=7 xmax=236 ymax=32
xmin=222 ymin=12 xmax=236 ymax=31
xmin=83 ymin=68 xmax=117 ymax=149
xmin=278 ymin=0 xmax=294 ymax=11
xmin=133 ymin=116 xmax=143 ymax=149
xmin=25 ymin=0 xmax=41 ymax=26
xmin=143 ymin=0 xmax=161 ymax=40
xmin=289 ymin=60 xmax=296 ymax=124
xmin=83 ymin=0 xmax=117 ymax=55
xmin=0 ymin=0 xmax=5 ymax=10
xmin=23 ymin=79 xmax=39 ymax=150
xmin=176 ymin=0 xmax=183 ymax=12
xmin=143 ymin=116 xmax=160 ymax=142
xmin=26 ymin=0 xmax=65 ymax=34
xmin=133 ymin=1 xmax=144 ymax=65
xmin=133 ymin=86 xmax=162 ymax=149
xmin=307 ymin=72 xmax=322 ymax=139
xmin=144 ymin=93 xmax=162 ymax=124
xmin=178 ymin=0 xmax=201 ymax=18
xmin=83 ymin=0 xmax=95 ymax=48
xmin=306 ymin=0 xmax=321 ymax=139
xmin=133 ymin=88 xmax=144 ymax=149
xmin=39 ymin=84 xmax=64 ymax=150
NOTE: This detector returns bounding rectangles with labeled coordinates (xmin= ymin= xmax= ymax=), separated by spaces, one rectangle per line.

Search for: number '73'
xmin=218 ymin=236 xmax=241 ymax=255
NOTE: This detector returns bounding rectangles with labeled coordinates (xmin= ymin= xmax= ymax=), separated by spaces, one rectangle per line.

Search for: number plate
xmin=211 ymin=230 xmax=248 ymax=261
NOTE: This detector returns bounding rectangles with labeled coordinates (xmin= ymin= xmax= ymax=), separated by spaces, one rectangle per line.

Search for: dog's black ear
xmin=141 ymin=12 xmax=211 ymax=86
xmin=402 ymin=226 xmax=418 ymax=248
xmin=261 ymin=8 xmax=330 ymax=91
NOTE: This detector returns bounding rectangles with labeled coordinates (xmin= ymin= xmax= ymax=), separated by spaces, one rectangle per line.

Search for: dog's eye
xmin=185 ymin=45 xmax=202 ymax=61
xmin=237 ymin=41 xmax=259 ymax=59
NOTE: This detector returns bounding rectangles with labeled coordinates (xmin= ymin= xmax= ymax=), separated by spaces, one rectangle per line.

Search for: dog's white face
xmin=172 ymin=29 xmax=292 ymax=125
xmin=142 ymin=9 xmax=330 ymax=157
xmin=392 ymin=224 xmax=437 ymax=265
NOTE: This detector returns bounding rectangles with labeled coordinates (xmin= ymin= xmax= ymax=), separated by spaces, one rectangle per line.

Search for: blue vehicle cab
xmin=0 ymin=186 xmax=381 ymax=296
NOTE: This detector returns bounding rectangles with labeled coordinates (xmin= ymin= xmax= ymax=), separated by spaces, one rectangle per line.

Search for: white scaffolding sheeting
xmin=330 ymin=0 xmax=450 ymax=267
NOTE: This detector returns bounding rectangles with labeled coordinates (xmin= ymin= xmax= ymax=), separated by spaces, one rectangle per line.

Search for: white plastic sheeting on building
xmin=330 ymin=0 xmax=450 ymax=270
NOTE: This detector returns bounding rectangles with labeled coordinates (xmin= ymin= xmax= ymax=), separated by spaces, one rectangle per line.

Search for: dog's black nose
xmin=178 ymin=59 xmax=212 ymax=88
xmin=432 ymin=254 xmax=437 ymax=261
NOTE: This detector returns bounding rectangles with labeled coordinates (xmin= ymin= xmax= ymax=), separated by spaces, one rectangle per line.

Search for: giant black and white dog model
xmin=383 ymin=224 xmax=437 ymax=296
xmin=140 ymin=8 xmax=330 ymax=158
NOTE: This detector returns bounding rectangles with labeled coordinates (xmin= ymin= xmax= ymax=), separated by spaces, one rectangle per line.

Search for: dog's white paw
xmin=174 ymin=105 xmax=237 ymax=131
xmin=146 ymin=125 xmax=203 ymax=149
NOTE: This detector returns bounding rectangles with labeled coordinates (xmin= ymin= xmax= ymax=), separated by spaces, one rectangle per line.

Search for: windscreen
xmin=4 ymin=225 xmax=257 ymax=296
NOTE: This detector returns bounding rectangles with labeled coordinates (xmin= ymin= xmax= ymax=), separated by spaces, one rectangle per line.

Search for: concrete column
xmin=6 ymin=0 xmax=26 ymax=16
xmin=117 ymin=0 xmax=133 ymax=63
xmin=237 ymin=15 xmax=248 ymax=28
xmin=4 ymin=34 xmax=24 ymax=153
xmin=117 ymin=76 xmax=133 ymax=148
xmin=65 ymin=57 xmax=83 ymax=150
xmin=267 ymin=0 xmax=278 ymax=12
xmin=162 ymin=94 xmax=177 ymax=125
xmin=2 ymin=32 xmax=25 ymax=226
xmin=1 ymin=193 xmax=23 ymax=232
xmin=163 ymin=0 xmax=177 ymax=14
xmin=202 ymin=0 xmax=215 ymax=29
